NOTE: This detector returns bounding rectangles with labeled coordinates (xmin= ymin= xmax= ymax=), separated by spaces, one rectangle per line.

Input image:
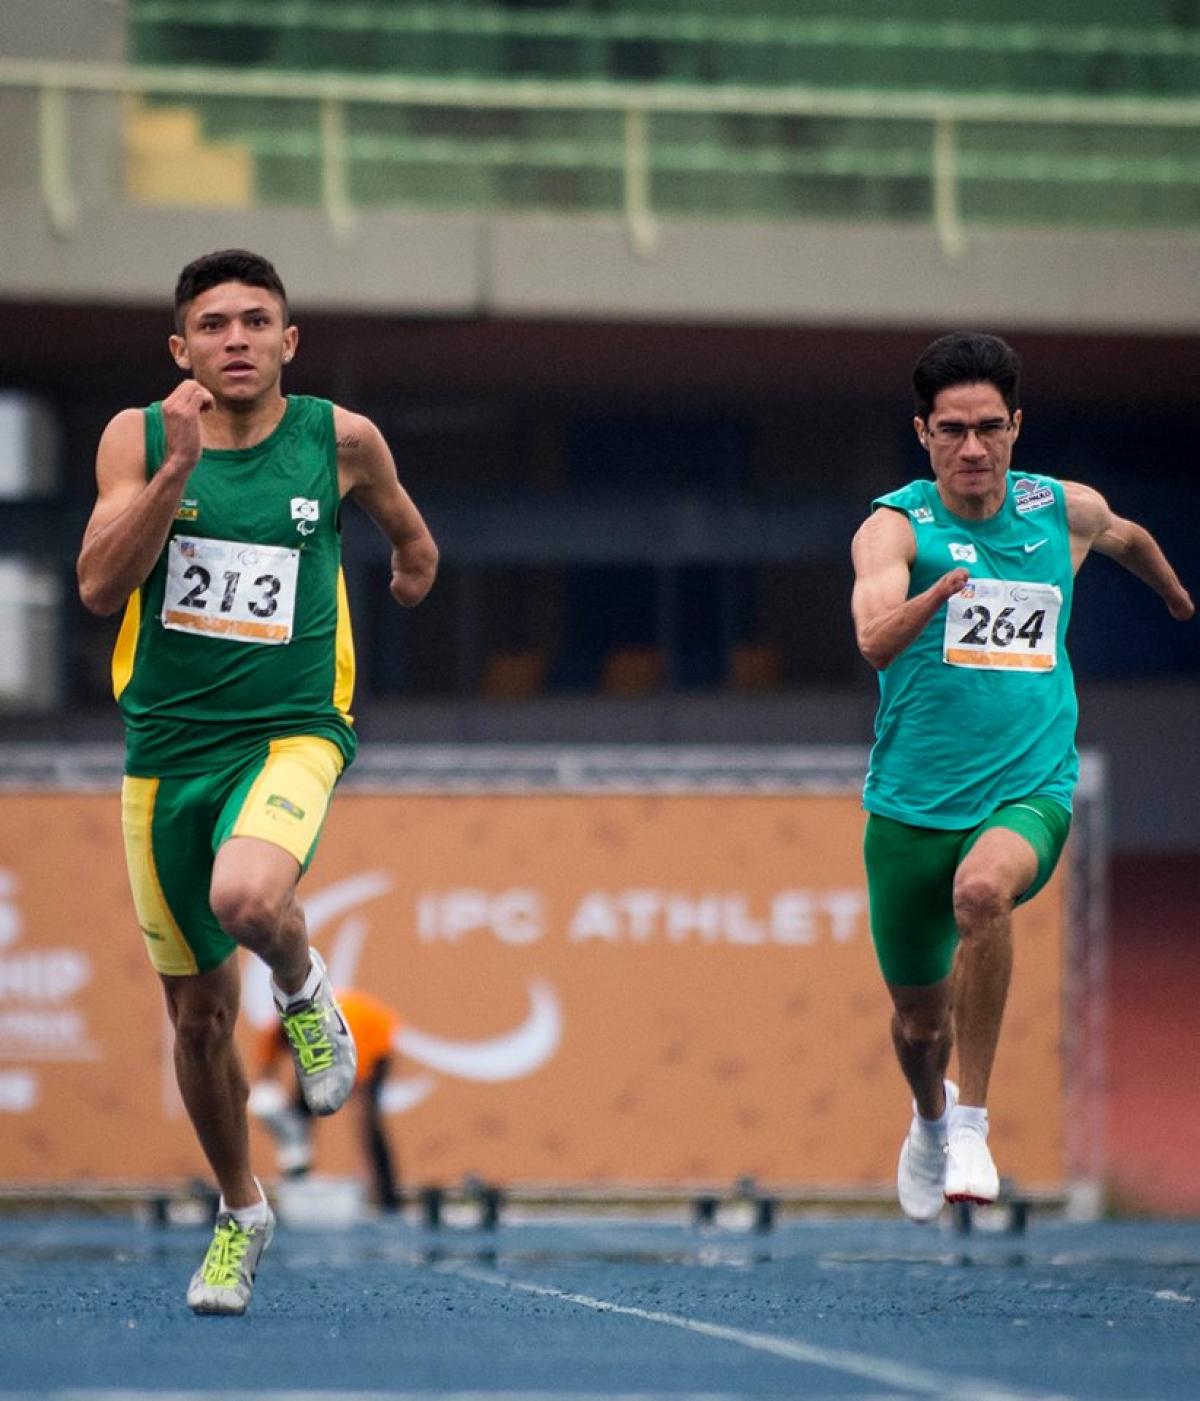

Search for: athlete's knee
xmin=893 ymin=1002 xmax=952 ymax=1049
xmin=209 ymin=876 xmax=291 ymax=950
xmin=889 ymin=980 xmax=952 ymax=1046
xmin=952 ymin=869 xmax=1013 ymax=935
xmin=170 ymin=987 xmax=238 ymax=1060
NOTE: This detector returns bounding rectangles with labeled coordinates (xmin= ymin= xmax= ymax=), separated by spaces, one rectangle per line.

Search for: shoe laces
xmin=281 ymin=1005 xmax=334 ymax=1074
xmin=200 ymin=1218 xmax=255 ymax=1288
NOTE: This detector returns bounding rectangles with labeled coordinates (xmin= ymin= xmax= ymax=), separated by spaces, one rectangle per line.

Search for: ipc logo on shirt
xmin=949 ymin=542 xmax=977 ymax=563
xmin=290 ymin=497 xmax=320 ymax=536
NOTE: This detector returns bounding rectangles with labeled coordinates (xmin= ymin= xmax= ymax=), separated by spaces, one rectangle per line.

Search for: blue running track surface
xmin=1 ymin=1212 xmax=1198 ymax=1399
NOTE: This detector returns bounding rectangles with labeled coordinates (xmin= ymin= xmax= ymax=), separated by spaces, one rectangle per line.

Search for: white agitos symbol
xmin=243 ymin=872 xmax=562 ymax=1114
xmin=290 ymin=497 xmax=319 ymax=537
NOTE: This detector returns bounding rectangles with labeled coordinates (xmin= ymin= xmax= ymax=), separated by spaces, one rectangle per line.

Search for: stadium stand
xmin=124 ymin=2 xmax=1200 ymax=227
xmin=124 ymin=98 xmax=252 ymax=207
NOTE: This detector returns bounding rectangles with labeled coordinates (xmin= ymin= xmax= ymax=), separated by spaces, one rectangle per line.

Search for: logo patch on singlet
xmin=912 ymin=506 xmax=934 ymax=524
xmin=1014 ymin=478 xmax=1054 ymax=514
xmin=291 ymin=498 xmax=320 ymax=537
xmin=948 ymin=542 xmax=977 ymax=563
xmin=174 ymin=499 xmax=199 ymax=521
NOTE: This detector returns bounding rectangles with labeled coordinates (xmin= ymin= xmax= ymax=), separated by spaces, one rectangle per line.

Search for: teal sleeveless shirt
xmin=113 ymin=395 xmax=358 ymax=777
xmin=862 ymin=471 xmax=1077 ymax=829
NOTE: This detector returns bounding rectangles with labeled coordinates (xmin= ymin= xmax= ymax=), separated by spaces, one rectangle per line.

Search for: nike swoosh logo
xmin=1024 ymin=539 xmax=1049 ymax=553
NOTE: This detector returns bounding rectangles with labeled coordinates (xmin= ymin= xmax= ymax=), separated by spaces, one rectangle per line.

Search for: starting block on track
xmin=420 ymin=1177 xmax=504 ymax=1231
xmin=273 ymin=1175 xmax=365 ymax=1228
xmin=949 ymin=1177 xmax=1031 ymax=1236
xmin=150 ymin=1179 xmax=219 ymax=1228
xmin=691 ymin=1177 xmax=777 ymax=1233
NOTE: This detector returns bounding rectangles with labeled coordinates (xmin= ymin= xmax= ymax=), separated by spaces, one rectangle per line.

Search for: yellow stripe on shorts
xmin=231 ymin=735 xmax=344 ymax=866
xmin=120 ymin=775 xmax=199 ymax=977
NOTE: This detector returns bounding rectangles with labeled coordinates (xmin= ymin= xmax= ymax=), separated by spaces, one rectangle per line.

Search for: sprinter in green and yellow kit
xmin=851 ymin=332 xmax=1192 ymax=1223
xmin=78 ymin=250 xmax=438 ymax=1315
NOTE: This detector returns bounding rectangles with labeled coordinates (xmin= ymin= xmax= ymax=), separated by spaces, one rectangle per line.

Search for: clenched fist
xmin=161 ymin=379 xmax=215 ymax=477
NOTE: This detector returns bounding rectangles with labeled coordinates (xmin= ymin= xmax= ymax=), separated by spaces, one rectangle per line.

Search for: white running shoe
xmin=945 ymin=1124 xmax=1000 ymax=1205
xmin=187 ymin=1202 xmax=275 ymax=1315
xmin=897 ymin=1079 xmax=958 ymax=1223
xmin=272 ymin=948 xmax=357 ymax=1117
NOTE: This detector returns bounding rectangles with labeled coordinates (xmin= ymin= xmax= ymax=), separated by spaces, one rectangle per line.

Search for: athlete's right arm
xmin=77 ymin=382 xmax=211 ymax=616
xmin=850 ymin=508 xmax=968 ymax=670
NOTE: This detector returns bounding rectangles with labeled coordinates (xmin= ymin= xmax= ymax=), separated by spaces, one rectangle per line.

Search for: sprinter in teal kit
xmin=850 ymin=332 xmax=1193 ymax=1220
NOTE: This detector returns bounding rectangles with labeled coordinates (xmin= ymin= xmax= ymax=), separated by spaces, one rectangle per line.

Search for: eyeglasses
xmin=925 ymin=418 xmax=1015 ymax=443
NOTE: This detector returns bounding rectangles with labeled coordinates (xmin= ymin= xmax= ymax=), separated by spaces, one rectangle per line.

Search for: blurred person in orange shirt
xmin=249 ymin=987 xmax=402 ymax=1212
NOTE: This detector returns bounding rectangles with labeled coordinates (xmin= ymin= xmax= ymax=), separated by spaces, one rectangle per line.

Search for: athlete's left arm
xmin=1063 ymin=480 xmax=1194 ymax=621
xmin=336 ymin=407 xmax=438 ymax=607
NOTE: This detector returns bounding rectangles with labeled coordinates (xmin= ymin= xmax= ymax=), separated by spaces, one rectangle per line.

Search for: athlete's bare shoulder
xmin=98 ymin=406 xmax=145 ymax=448
xmin=332 ymin=404 xmax=380 ymax=451
xmin=95 ymin=408 xmax=147 ymax=482
xmin=1061 ymin=479 xmax=1111 ymax=539
xmin=852 ymin=503 xmax=916 ymax=568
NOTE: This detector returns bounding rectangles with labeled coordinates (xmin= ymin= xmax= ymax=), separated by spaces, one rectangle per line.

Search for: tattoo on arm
xmin=336 ymin=434 xmax=362 ymax=450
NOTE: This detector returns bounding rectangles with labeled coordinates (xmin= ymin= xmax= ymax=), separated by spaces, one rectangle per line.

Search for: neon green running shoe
xmin=272 ymin=948 xmax=357 ymax=1116
xmin=187 ymin=1204 xmax=275 ymax=1315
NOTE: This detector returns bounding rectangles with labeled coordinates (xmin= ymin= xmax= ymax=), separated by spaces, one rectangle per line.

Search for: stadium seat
xmin=601 ymin=647 xmax=667 ymax=695
xmin=124 ymin=99 xmax=253 ymax=208
xmin=727 ymin=643 xmax=782 ymax=693
xmin=480 ymin=649 xmax=549 ymax=699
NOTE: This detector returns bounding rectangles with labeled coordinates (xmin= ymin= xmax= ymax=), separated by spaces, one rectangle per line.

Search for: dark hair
xmin=173 ymin=249 xmax=289 ymax=333
xmin=913 ymin=331 xmax=1021 ymax=421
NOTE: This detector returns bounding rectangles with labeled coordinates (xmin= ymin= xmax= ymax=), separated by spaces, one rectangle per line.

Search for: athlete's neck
xmin=936 ymin=481 xmax=1007 ymax=522
xmin=201 ymin=394 xmax=288 ymax=451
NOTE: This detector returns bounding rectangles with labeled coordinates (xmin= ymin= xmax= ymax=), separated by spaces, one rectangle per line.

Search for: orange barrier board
xmin=0 ymin=793 xmax=1066 ymax=1190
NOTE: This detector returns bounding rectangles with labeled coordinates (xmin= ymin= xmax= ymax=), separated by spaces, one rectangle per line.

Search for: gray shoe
xmin=273 ymin=948 xmax=357 ymax=1116
xmin=897 ymin=1079 xmax=958 ymax=1223
xmin=187 ymin=1204 xmax=275 ymax=1315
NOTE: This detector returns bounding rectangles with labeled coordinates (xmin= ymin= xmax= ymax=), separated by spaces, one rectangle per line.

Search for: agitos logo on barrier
xmin=0 ymin=792 xmax=1068 ymax=1191
xmin=242 ymin=871 xmax=565 ymax=1116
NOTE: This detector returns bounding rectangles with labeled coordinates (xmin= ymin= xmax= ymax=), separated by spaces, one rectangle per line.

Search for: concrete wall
xmin=0 ymin=1 xmax=124 ymax=62
xmin=6 ymin=199 xmax=1200 ymax=333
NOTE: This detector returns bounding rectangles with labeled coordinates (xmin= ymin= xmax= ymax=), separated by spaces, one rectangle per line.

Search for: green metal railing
xmin=3 ymin=57 xmax=1199 ymax=258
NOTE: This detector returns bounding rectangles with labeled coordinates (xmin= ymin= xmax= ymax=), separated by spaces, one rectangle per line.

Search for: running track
xmin=2 ymin=1212 xmax=1198 ymax=1400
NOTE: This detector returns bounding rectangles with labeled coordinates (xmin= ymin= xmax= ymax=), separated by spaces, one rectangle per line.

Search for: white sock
xmin=220 ymin=1179 xmax=270 ymax=1229
xmin=951 ymin=1104 xmax=989 ymax=1137
xmin=272 ymin=951 xmax=324 ymax=1011
xmin=913 ymin=1080 xmax=954 ymax=1136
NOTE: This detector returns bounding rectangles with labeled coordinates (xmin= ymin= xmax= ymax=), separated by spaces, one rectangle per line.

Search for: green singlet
xmin=862 ymin=470 xmax=1078 ymax=830
xmin=111 ymin=395 xmax=358 ymax=777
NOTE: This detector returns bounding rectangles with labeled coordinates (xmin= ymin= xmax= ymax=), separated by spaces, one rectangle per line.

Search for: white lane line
xmin=3 ymin=1393 xmax=915 ymax=1401
xmin=439 ymin=1263 xmax=1075 ymax=1401
xmin=9 ymin=1394 xmax=771 ymax=1401
xmin=0 ymin=1394 xmax=911 ymax=1401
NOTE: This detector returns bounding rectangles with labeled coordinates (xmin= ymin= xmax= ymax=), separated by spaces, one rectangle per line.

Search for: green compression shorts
xmin=120 ymin=735 xmax=344 ymax=977
xmin=863 ymin=795 xmax=1071 ymax=987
